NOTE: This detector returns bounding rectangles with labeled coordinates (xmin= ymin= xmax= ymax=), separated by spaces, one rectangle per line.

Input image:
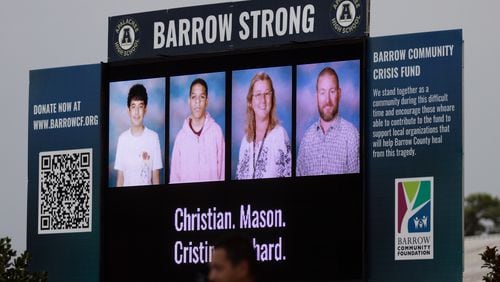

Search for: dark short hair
xmin=190 ymin=78 xmax=208 ymax=97
xmin=127 ymin=84 xmax=148 ymax=107
xmin=316 ymin=67 xmax=340 ymax=91
xmin=213 ymin=233 xmax=256 ymax=277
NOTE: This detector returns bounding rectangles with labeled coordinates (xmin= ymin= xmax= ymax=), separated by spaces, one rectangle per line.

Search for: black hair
xmin=127 ymin=84 xmax=148 ymax=107
xmin=190 ymin=78 xmax=208 ymax=97
xmin=213 ymin=233 xmax=257 ymax=277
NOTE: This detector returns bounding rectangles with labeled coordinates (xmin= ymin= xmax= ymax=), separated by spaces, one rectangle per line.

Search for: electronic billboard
xmin=103 ymin=39 xmax=365 ymax=281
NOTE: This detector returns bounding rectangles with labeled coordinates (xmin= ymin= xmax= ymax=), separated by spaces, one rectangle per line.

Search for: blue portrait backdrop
xmin=169 ymin=72 xmax=226 ymax=182
xmin=231 ymin=66 xmax=292 ymax=179
xmin=296 ymin=60 xmax=360 ymax=155
xmin=108 ymin=77 xmax=166 ymax=187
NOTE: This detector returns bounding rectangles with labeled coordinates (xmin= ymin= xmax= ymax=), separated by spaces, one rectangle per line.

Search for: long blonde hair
xmin=245 ymin=72 xmax=279 ymax=142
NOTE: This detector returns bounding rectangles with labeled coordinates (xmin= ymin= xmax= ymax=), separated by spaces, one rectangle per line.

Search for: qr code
xmin=38 ymin=148 xmax=92 ymax=234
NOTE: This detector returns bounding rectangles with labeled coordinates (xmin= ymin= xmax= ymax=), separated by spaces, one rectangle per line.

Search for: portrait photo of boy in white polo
xmin=109 ymin=78 xmax=165 ymax=187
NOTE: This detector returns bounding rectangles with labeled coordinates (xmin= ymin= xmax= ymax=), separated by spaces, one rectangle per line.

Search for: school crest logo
xmin=395 ymin=177 xmax=434 ymax=260
xmin=330 ymin=0 xmax=361 ymax=34
xmin=114 ymin=17 xmax=140 ymax=57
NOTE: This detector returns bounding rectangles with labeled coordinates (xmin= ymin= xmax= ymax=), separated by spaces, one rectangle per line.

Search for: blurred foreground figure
xmin=208 ymin=234 xmax=257 ymax=282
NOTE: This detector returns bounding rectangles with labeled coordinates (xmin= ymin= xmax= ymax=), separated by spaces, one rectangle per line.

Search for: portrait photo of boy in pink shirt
xmin=169 ymin=74 xmax=226 ymax=184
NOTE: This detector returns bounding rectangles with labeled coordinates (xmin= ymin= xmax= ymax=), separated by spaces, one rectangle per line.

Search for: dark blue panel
xmin=367 ymin=30 xmax=463 ymax=281
xmin=108 ymin=0 xmax=368 ymax=61
xmin=27 ymin=64 xmax=101 ymax=282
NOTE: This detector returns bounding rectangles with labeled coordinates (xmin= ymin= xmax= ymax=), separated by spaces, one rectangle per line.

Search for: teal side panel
xmin=367 ymin=30 xmax=463 ymax=281
xmin=27 ymin=64 xmax=101 ymax=282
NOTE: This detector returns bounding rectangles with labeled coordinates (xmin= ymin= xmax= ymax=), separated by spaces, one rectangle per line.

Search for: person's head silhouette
xmin=208 ymin=233 xmax=257 ymax=282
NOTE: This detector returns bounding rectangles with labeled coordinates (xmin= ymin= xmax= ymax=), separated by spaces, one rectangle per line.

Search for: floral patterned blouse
xmin=236 ymin=125 xmax=291 ymax=179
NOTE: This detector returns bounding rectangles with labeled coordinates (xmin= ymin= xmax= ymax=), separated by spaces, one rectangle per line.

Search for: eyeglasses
xmin=252 ymin=91 xmax=272 ymax=100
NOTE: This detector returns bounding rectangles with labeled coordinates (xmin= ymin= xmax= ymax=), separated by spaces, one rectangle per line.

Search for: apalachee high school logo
xmin=330 ymin=0 xmax=361 ymax=34
xmin=114 ymin=18 xmax=140 ymax=57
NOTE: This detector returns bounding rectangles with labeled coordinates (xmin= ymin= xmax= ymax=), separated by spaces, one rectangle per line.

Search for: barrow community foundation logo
xmin=329 ymin=0 xmax=361 ymax=34
xmin=395 ymin=177 xmax=433 ymax=260
xmin=113 ymin=17 xmax=140 ymax=57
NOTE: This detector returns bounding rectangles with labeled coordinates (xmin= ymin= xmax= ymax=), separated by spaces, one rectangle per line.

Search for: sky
xmin=1 ymin=0 xmax=499 ymax=252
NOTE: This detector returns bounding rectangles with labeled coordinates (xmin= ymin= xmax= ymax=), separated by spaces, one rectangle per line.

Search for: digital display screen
xmin=103 ymin=39 xmax=365 ymax=281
